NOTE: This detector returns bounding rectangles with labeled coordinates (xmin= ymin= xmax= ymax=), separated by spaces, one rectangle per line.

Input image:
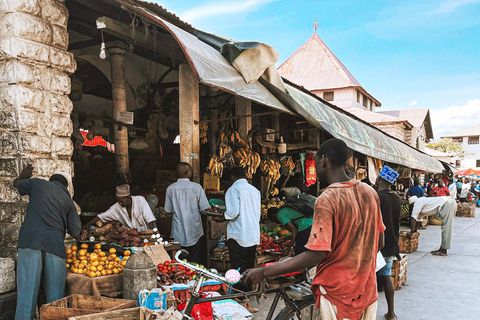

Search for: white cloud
xmin=431 ymin=98 xmax=480 ymax=139
xmin=429 ymin=0 xmax=480 ymax=15
xmin=409 ymin=100 xmax=418 ymax=106
xmin=180 ymin=0 xmax=278 ymax=23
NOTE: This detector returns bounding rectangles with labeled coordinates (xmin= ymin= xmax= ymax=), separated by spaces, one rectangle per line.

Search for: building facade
xmin=441 ymin=124 xmax=480 ymax=169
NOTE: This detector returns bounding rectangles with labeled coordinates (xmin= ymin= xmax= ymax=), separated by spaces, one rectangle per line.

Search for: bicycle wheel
xmin=274 ymin=296 xmax=318 ymax=320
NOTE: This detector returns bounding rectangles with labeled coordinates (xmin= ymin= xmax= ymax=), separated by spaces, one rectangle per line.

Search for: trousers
xmin=15 ymin=248 xmax=66 ymax=320
xmin=438 ymin=199 xmax=456 ymax=250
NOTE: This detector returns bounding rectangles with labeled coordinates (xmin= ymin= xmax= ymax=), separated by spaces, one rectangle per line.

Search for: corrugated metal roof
xmin=278 ymin=33 xmax=361 ymax=90
xmin=130 ymin=0 xmax=194 ymax=32
xmin=344 ymin=107 xmax=413 ymax=127
xmin=441 ymin=124 xmax=480 ymax=138
xmin=378 ymin=108 xmax=433 ymax=139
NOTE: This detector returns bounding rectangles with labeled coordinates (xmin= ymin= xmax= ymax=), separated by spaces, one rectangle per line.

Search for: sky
xmin=155 ymin=0 xmax=480 ymax=139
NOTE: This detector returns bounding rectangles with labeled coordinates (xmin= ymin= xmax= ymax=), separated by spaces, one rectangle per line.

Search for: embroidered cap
xmin=379 ymin=165 xmax=399 ymax=184
xmin=116 ymin=184 xmax=131 ymax=197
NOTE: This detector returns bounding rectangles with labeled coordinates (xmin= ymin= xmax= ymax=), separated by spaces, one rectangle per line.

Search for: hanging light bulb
xmin=99 ymin=31 xmax=106 ymax=59
xmin=99 ymin=42 xmax=106 ymax=59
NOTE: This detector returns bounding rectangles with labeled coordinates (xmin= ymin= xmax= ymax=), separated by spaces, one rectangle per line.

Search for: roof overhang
xmin=284 ymin=80 xmax=444 ymax=173
xmin=112 ymin=0 xmax=292 ymax=115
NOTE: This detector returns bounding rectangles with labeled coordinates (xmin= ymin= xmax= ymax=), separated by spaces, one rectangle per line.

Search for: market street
xmin=253 ymin=208 xmax=480 ymax=320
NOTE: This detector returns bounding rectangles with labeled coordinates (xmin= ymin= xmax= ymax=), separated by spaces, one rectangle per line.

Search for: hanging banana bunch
xmin=282 ymin=157 xmax=295 ymax=171
xmin=199 ymin=120 xmax=208 ymax=144
xmin=208 ymin=155 xmax=224 ymax=178
xmin=260 ymin=159 xmax=282 ymax=196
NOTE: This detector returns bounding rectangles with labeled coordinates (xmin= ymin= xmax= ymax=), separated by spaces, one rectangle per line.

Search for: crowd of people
xmin=13 ymin=137 xmax=477 ymax=320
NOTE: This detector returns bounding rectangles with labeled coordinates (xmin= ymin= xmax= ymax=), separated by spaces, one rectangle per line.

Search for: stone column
xmin=107 ymin=42 xmax=129 ymax=182
xmin=179 ymin=63 xmax=200 ymax=182
xmin=0 ymin=0 xmax=76 ymax=259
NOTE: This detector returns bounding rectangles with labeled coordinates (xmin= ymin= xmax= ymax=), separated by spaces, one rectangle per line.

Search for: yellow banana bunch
xmin=282 ymin=157 xmax=295 ymax=171
xmin=270 ymin=188 xmax=279 ymax=196
xmin=218 ymin=143 xmax=232 ymax=160
xmin=208 ymin=155 xmax=223 ymax=177
xmin=199 ymin=121 xmax=208 ymax=144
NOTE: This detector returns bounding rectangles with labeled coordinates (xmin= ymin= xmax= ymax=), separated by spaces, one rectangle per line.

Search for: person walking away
xmin=459 ymin=178 xmax=470 ymax=202
xmin=407 ymin=180 xmax=424 ymax=198
xmin=212 ymin=167 xmax=261 ymax=311
xmin=164 ymin=162 xmax=210 ymax=264
xmin=245 ymin=139 xmax=385 ymax=320
xmin=13 ymin=165 xmax=82 ymax=320
xmin=448 ymin=178 xmax=457 ymax=200
xmin=456 ymin=178 xmax=463 ymax=199
xmin=430 ymin=180 xmax=450 ymax=197
xmin=409 ymin=195 xmax=457 ymax=256
xmin=376 ymin=171 xmax=402 ymax=320
xmin=83 ymin=184 xmax=156 ymax=232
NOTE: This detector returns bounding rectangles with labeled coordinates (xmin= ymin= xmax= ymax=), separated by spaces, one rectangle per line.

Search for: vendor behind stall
xmin=267 ymin=204 xmax=313 ymax=256
xmin=83 ymin=184 xmax=156 ymax=231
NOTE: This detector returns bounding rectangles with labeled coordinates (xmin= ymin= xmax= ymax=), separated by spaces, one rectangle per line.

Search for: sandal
xmin=432 ymin=251 xmax=447 ymax=256
xmin=385 ymin=313 xmax=397 ymax=320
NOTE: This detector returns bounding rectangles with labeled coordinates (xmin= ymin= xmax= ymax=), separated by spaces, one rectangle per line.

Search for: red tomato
xmin=164 ymin=261 xmax=170 ymax=266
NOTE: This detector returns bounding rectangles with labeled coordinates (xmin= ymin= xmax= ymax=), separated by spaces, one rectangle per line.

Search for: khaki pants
xmin=318 ymin=286 xmax=377 ymax=320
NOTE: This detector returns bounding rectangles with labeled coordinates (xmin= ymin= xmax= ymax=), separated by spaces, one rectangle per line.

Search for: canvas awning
xmin=285 ymin=83 xmax=444 ymax=173
xmin=125 ymin=3 xmax=292 ymax=114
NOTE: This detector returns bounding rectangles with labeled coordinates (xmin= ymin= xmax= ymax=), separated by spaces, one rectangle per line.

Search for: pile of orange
xmin=66 ymin=243 xmax=131 ymax=277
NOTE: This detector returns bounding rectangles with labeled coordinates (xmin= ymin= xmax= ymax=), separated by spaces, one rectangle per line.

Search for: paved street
xmin=253 ymin=208 xmax=480 ymax=319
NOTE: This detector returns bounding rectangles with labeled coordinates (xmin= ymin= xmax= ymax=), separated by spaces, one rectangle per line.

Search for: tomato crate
xmin=399 ymin=231 xmax=419 ymax=253
xmin=391 ymin=254 xmax=407 ymax=290
xmin=39 ymin=294 xmax=135 ymax=320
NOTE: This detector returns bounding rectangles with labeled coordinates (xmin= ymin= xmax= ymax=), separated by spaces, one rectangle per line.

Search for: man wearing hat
xmin=409 ymin=195 xmax=457 ymax=256
xmin=376 ymin=166 xmax=402 ymax=320
xmin=83 ymin=184 xmax=156 ymax=231
xmin=13 ymin=164 xmax=82 ymax=320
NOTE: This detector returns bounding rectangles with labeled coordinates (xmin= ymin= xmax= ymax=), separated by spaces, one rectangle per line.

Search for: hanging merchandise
xmin=305 ymin=153 xmax=316 ymax=187
xmin=299 ymin=153 xmax=306 ymax=181
xmin=260 ymin=159 xmax=281 ymax=196
xmin=199 ymin=118 xmax=209 ymax=144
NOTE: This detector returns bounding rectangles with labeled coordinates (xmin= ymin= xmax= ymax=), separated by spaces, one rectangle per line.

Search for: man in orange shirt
xmin=245 ymin=138 xmax=385 ymax=320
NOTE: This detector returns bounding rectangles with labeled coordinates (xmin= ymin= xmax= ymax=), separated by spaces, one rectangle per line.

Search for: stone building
xmin=278 ymin=30 xmax=381 ymax=112
xmin=0 ymin=0 xmax=75 ymax=259
xmin=278 ymin=30 xmax=434 ymax=151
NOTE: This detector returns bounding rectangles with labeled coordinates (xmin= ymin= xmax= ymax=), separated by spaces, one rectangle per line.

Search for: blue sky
xmin=156 ymin=0 xmax=480 ymax=138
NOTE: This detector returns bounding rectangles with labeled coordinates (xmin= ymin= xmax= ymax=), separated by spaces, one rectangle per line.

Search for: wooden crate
xmin=399 ymin=231 xmax=419 ymax=253
xmin=68 ymin=307 xmax=163 ymax=320
xmin=40 ymin=294 xmax=136 ymax=320
xmin=391 ymin=254 xmax=407 ymax=290
xmin=456 ymin=202 xmax=476 ymax=217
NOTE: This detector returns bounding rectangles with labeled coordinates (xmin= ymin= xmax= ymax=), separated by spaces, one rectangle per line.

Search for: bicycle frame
xmin=174 ymin=250 xmax=311 ymax=320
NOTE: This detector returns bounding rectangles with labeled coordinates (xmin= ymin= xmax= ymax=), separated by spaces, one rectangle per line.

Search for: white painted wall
xmin=452 ymin=137 xmax=480 ymax=168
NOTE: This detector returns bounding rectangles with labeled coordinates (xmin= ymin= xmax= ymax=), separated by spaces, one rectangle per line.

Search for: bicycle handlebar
xmin=174 ymin=249 xmax=234 ymax=285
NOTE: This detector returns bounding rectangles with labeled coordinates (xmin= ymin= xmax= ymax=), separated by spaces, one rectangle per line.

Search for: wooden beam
xmin=96 ymin=16 xmax=185 ymax=62
xmin=179 ymin=63 xmax=200 ymax=183
xmin=108 ymin=42 xmax=130 ymax=177
xmin=235 ymin=96 xmax=251 ymax=141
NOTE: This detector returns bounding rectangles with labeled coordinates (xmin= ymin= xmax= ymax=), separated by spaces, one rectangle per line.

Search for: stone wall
xmin=0 ymin=0 xmax=75 ymax=259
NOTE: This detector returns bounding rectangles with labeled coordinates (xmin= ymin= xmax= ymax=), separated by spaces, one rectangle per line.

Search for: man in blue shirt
xmin=13 ymin=164 xmax=81 ymax=320
xmin=407 ymin=180 xmax=424 ymax=198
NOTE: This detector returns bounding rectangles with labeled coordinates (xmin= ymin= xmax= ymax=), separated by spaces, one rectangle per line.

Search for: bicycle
xmin=173 ymin=250 xmax=318 ymax=320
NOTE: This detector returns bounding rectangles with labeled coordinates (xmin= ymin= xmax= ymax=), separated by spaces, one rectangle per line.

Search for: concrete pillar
xmin=108 ymin=43 xmax=129 ymax=180
xmin=235 ymin=96 xmax=251 ymax=141
xmin=179 ymin=63 xmax=200 ymax=182
xmin=0 ymin=0 xmax=76 ymax=259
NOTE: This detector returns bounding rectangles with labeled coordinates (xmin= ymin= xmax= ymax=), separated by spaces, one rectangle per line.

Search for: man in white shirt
xmin=214 ymin=167 xmax=260 ymax=280
xmin=409 ymin=195 xmax=457 ymax=256
xmin=459 ymin=178 xmax=471 ymax=202
xmin=84 ymin=184 xmax=156 ymax=232
xmin=164 ymin=162 xmax=210 ymax=264
xmin=448 ymin=178 xmax=457 ymax=200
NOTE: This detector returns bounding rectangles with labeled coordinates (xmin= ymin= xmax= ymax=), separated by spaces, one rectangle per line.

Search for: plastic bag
xmin=191 ymin=293 xmax=213 ymax=320
xmin=138 ymin=288 xmax=167 ymax=311
xmin=305 ymin=153 xmax=316 ymax=187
